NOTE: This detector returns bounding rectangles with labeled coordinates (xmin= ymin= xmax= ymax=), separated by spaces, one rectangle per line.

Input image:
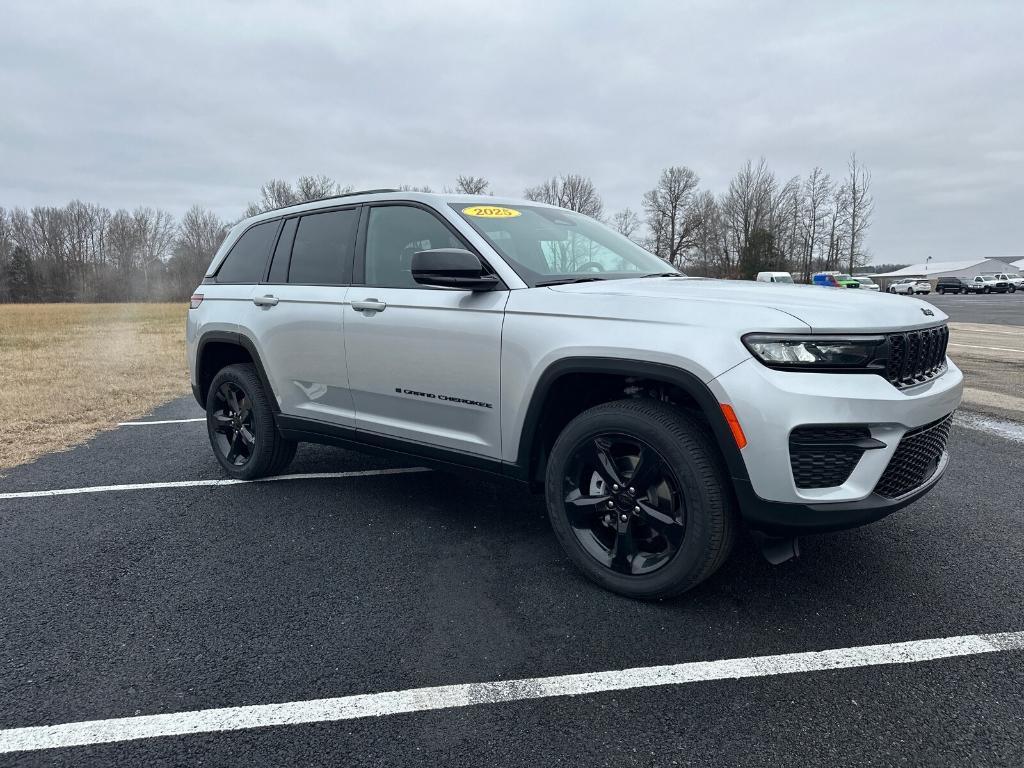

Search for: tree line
xmin=0 ymin=159 xmax=872 ymax=302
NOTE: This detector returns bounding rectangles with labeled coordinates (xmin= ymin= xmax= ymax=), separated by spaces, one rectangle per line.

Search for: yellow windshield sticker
xmin=462 ymin=205 xmax=521 ymax=218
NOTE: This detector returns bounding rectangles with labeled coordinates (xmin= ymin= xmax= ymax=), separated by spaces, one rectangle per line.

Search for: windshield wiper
xmin=535 ymin=276 xmax=608 ymax=287
xmin=641 ymin=271 xmax=684 ymax=278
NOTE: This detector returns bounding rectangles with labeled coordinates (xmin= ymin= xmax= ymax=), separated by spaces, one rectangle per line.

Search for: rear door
xmin=244 ymin=206 xmax=359 ymax=426
xmin=342 ymin=202 xmax=507 ymax=458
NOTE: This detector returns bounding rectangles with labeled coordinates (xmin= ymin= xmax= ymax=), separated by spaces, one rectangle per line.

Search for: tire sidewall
xmin=545 ymin=403 xmax=726 ymax=598
xmin=205 ymin=364 xmax=277 ymax=480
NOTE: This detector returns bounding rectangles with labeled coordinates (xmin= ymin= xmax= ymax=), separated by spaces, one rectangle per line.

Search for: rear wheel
xmin=545 ymin=399 xmax=737 ymax=600
xmin=205 ymin=364 xmax=296 ymax=480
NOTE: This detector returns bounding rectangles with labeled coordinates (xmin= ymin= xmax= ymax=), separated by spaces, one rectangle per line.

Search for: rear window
xmin=287 ymin=209 xmax=358 ymax=285
xmin=216 ymin=221 xmax=278 ymax=283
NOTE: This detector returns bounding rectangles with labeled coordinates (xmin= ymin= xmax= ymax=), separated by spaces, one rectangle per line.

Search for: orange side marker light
xmin=720 ymin=404 xmax=747 ymax=449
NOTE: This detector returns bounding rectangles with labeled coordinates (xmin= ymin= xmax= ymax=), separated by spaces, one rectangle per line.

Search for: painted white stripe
xmin=1 ymin=631 xmax=1021 ymax=754
xmin=955 ymin=412 xmax=1024 ymax=444
xmin=948 ymin=342 xmax=1023 ymax=353
xmin=118 ymin=418 xmax=206 ymax=426
xmin=0 ymin=468 xmax=430 ymax=501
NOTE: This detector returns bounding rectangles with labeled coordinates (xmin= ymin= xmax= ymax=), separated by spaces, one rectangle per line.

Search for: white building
xmin=871 ymin=258 xmax=1020 ymax=291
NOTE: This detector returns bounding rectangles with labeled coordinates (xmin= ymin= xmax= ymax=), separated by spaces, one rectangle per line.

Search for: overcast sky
xmin=2 ymin=1 xmax=1021 ymax=265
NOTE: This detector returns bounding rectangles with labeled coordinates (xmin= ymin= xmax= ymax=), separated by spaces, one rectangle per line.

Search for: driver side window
xmin=364 ymin=206 xmax=465 ymax=288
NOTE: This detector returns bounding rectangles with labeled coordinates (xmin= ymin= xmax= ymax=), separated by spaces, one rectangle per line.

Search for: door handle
xmin=352 ymin=299 xmax=387 ymax=313
xmin=252 ymin=294 xmax=279 ymax=307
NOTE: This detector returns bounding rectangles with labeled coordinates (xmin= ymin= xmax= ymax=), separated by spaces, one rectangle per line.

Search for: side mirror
xmin=411 ymin=248 xmax=500 ymax=291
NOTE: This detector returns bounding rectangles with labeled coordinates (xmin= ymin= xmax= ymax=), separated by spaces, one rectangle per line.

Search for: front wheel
xmin=937 ymin=287 xmax=945 ymax=294
xmin=206 ymin=363 xmax=297 ymax=480
xmin=984 ymin=286 xmax=991 ymax=294
xmin=1010 ymin=285 xmax=1017 ymax=293
xmin=545 ymin=399 xmax=737 ymax=599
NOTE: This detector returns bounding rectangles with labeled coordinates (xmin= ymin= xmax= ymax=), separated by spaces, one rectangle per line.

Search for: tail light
xmin=189 ymin=294 xmax=204 ymax=309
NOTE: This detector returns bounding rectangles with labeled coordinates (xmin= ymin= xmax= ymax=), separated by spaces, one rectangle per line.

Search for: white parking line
xmin=955 ymin=412 xmax=1024 ymax=444
xmin=948 ymin=342 xmax=1022 ymax=353
xmin=118 ymin=418 xmax=206 ymax=426
xmin=0 ymin=468 xmax=430 ymax=500
xmin=1 ymin=631 xmax=1021 ymax=754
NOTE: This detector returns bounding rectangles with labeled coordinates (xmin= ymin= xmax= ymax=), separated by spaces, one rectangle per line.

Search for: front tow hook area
xmin=756 ymin=534 xmax=801 ymax=565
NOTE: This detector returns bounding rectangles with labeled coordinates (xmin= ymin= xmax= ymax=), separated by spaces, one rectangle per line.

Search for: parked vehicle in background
xmin=853 ymin=276 xmax=880 ymax=292
xmin=889 ymin=278 xmax=931 ymax=295
xmin=186 ymin=190 xmax=963 ymax=599
xmin=833 ymin=273 xmax=862 ymax=289
xmin=983 ymin=273 xmax=1021 ymax=293
xmin=812 ymin=273 xmax=841 ymax=288
xmin=935 ymin=277 xmax=969 ymax=295
xmin=966 ymin=275 xmax=1009 ymax=294
xmin=755 ymin=271 xmax=795 ymax=284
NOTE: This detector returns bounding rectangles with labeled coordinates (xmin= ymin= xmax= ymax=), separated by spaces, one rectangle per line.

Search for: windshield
xmin=836 ymin=274 xmax=853 ymax=281
xmin=452 ymin=203 xmax=677 ymax=286
xmin=773 ymin=274 xmax=795 ymax=283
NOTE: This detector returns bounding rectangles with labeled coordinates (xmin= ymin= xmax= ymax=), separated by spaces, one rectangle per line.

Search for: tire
xmin=1010 ymin=285 xmax=1016 ymax=293
xmin=983 ymin=286 xmax=991 ymax=294
xmin=960 ymin=288 xmax=968 ymax=295
xmin=937 ymin=287 xmax=945 ymax=294
xmin=205 ymin=363 xmax=297 ymax=480
xmin=545 ymin=399 xmax=737 ymax=600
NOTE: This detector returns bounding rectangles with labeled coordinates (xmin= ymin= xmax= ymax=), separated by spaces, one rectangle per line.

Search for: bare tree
xmin=843 ymin=153 xmax=873 ymax=272
xmin=0 ymin=208 xmax=14 ymax=301
xmin=454 ymin=175 xmax=490 ymax=195
xmin=641 ymin=166 xmax=701 ymax=267
xmin=688 ymin=191 xmax=721 ymax=276
xmin=169 ymin=205 xmax=227 ymax=297
xmin=799 ymin=167 xmax=831 ymax=280
xmin=295 ymin=174 xmax=350 ymax=201
xmin=245 ymin=175 xmax=350 ymax=217
xmin=524 ymin=174 xmax=604 ymax=218
xmin=611 ymin=208 xmax=641 ymax=240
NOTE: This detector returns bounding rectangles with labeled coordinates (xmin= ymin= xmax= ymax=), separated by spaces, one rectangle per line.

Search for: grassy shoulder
xmin=0 ymin=303 xmax=189 ymax=471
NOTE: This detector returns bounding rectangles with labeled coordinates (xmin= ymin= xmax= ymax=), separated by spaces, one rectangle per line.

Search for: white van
xmin=755 ymin=271 xmax=795 ymax=284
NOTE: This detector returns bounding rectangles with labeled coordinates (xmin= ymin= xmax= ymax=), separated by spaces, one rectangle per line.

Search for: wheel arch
xmin=194 ymin=331 xmax=279 ymax=412
xmin=512 ymin=357 xmax=750 ymax=492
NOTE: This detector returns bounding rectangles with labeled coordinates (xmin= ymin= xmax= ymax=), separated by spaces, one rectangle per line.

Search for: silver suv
xmin=187 ymin=191 xmax=963 ymax=598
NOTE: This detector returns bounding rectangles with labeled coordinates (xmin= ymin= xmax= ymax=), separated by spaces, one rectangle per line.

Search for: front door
xmin=343 ymin=203 xmax=507 ymax=458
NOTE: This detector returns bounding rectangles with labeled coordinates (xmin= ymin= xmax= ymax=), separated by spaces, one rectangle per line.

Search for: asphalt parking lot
xmin=922 ymin=290 xmax=1024 ymax=326
xmin=1 ymin=395 xmax=1023 ymax=766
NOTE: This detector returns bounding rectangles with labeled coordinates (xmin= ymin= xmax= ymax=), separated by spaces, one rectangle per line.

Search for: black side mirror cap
xmin=411 ymin=248 xmax=500 ymax=291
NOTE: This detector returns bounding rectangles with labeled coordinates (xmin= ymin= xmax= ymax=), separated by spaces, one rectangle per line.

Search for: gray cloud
xmin=1 ymin=0 xmax=1021 ymax=263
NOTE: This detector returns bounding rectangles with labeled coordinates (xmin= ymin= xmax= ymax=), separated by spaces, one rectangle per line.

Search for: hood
xmin=549 ymin=277 xmax=947 ymax=333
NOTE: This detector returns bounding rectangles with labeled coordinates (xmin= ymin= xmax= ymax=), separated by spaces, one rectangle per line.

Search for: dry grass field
xmin=0 ymin=303 xmax=189 ymax=471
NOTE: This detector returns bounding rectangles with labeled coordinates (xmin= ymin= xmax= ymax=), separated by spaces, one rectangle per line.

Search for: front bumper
xmin=709 ymin=357 xmax=963 ymax=533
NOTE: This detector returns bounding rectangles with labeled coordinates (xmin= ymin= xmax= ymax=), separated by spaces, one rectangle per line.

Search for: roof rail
xmin=261 ymin=188 xmax=401 ymax=215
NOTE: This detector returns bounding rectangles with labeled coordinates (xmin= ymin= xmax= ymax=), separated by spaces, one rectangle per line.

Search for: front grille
xmin=789 ymin=426 xmax=871 ymax=489
xmin=884 ymin=326 xmax=949 ymax=389
xmin=874 ymin=414 xmax=954 ymax=499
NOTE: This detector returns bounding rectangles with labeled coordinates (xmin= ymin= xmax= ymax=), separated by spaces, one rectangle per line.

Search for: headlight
xmin=743 ymin=334 xmax=886 ymax=370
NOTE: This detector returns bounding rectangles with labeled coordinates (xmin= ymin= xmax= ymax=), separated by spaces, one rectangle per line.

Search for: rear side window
xmin=216 ymin=221 xmax=278 ymax=283
xmin=288 ymin=209 xmax=358 ymax=285
xmin=267 ymin=218 xmax=298 ymax=283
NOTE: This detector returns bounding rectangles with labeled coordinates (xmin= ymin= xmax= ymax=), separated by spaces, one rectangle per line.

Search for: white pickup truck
xmin=967 ymin=275 xmax=1011 ymax=294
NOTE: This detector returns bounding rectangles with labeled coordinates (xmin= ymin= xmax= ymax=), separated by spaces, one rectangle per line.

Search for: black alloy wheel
xmin=545 ymin=399 xmax=736 ymax=599
xmin=205 ymin=363 xmax=297 ymax=480
xmin=211 ymin=381 xmax=256 ymax=467
xmin=562 ymin=433 xmax=685 ymax=576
